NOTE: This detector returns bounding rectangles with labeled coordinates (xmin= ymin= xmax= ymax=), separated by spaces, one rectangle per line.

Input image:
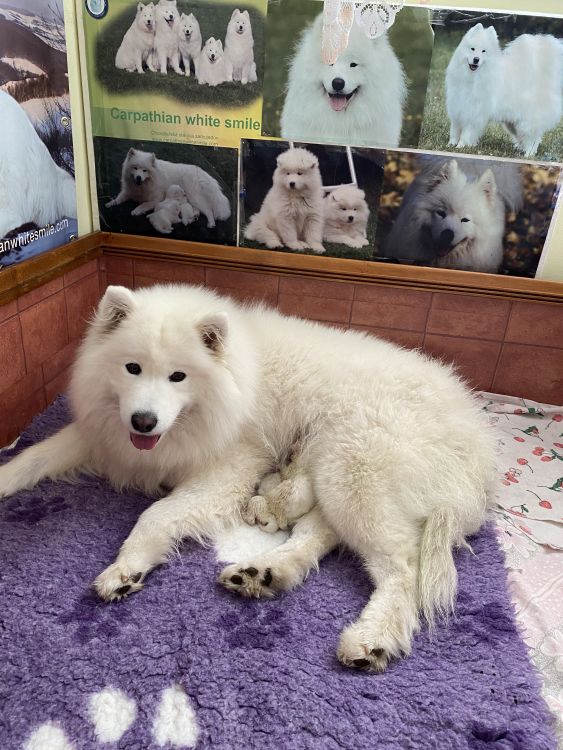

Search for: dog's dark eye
xmin=169 ymin=371 xmax=186 ymax=383
xmin=297 ymin=172 xmax=302 ymax=176
xmin=350 ymin=62 xmax=358 ymax=68
xmin=126 ymin=363 xmax=142 ymax=375
xmin=482 ymin=49 xmax=486 ymax=53
xmin=470 ymin=47 xmax=475 ymax=52
xmin=461 ymin=217 xmax=470 ymax=223
xmin=436 ymin=209 xmax=446 ymax=218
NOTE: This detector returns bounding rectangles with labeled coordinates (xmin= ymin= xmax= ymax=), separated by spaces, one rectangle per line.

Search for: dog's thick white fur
xmin=446 ymin=23 xmax=563 ymax=157
xmin=244 ymin=147 xmax=325 ymax=254
xmin=197 ymin=38 xmax=233 ymax=86
xmin=384 ymin=157 xmax=523 ymax=273
xmin=177 ymin=12 xmax=202 ymax=77
xmin=224 ymin=8 xmax=257 ymax=85
xmin=280 ymin=14 xmax=406 ymax=147
xmin=0 ymin=91 xmax=76 ymax=238
xmin=243 ymin=440 xmax=315 ymax=533
xmin=323 ymin=185 xmax=369 ymax=248
xmin=106 ymin=148 xmax=230 ymax=228
xmin=0 ymin=283 xmax=495 ymax=672
xmin=148 ymin=3 xmax=182 ymax=75
xmin=147 ymin=184 xmax=185 ymax=234
xmin=115 ymin=2 xmax=157 ymax=74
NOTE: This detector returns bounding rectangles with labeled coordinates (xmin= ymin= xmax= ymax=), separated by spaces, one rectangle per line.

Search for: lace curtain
xmin=321 ymin=1 xmax=404 ymax=64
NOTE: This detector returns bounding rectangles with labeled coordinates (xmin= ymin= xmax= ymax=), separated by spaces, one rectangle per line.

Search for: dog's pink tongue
xmin=130 ymin=433 xmax=160 ymax=450
xmin=329 ymin=94 xmax=348 ymax=112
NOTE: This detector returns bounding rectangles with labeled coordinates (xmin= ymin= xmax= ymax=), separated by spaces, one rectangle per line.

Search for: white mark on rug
xmin=153 ymin=685 xmax=200 ymax=748
xmin=89 ymin=686 xmax=137 ymax=743
xmin=25 ymin=722 xmax=75 ymax=750
xmin=214 ymin=522 xmax=288 ymax=563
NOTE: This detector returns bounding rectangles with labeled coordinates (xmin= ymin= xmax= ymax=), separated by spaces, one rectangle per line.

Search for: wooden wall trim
xmin=101 ymin=232 xmax=563 ymax=304
xmin=0 ymin=233 xmax=101 ymax=307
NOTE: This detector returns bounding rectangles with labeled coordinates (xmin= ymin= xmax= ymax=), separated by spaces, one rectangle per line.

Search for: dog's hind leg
xmin=448 ymin=121 xmax=461 ymax=147
xmin=218 ymin=506 xmax=338 ymax=598
xmin=303 ymin=216 xmax=326 ymax=255
xmin=93 ymin=444 xmax=270 ymax=602
xmin=0 ymin=424 xmax=90 ymax=498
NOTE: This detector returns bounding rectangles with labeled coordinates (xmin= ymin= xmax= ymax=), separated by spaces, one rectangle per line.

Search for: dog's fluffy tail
xmin=418 ymin=506 xmax=459 ymax=628
xmin=199 ymin=169 xmax=231 ymax=221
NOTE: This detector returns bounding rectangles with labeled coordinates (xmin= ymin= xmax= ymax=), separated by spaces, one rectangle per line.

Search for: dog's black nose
xmin=135 ymin=176 xmax=142 ymax=185
xmin=289 ymin=181 xmax=296 ymax=189
xmin=131 ymin=412 xmax=158 ymax=433
xmin=473 ymin=57 xmax=479 ymax=64
xmin=439 ymin=229 xmax=455 ymax=247
xmin=332 ymin=77 xmax=345 ymax=92
xmin=347 ymin=215 xmax=354 ymax=223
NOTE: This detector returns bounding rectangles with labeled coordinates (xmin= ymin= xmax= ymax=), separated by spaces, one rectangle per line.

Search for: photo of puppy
xmin=224 ymin=8 xmax=257 ymax=85
xmin=197 ymin=37 xmax=233 ymax=86
xmin=115 ymin=1 xmax=156 ymax=74
xmin=149 ymin=1 xmax=182 ymax=74
xmin=377 ymin=151 xmax=561 ymax=277
xmin=147 ymin=184 xmax=186 ymax=234
xmin=244 ymin=147 xmax=325 ymax=254
xmin=97 ymin=137 xmax=237 ymax=246
xmin=262 ymin=2 xmax=434 ymax=149
xmin=323 ymin=185 xmax=369 ymax=249
xmin=177 ymin=12 xmax=202 ymax=77
xmin=241 ymin=139 xmax=384 ymax=260
xmin=420 ymin=11 xmax=563 ymax=161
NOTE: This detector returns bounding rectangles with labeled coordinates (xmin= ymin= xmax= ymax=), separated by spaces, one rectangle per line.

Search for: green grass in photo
xmin=94 ymin=0 xmax=264 ymax=108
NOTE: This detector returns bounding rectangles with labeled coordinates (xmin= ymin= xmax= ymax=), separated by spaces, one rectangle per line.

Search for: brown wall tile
xmin=278 ymin=293 xmax=351 ymax=324
xmin=0 ymin=317 xmax=26 ymax=393
xmin=65 ymin=273 xmax=101 ymax=340
xmin=427 ymin=293 xmax=510 ymax=341
xmin=103 ymin=255 xmax=134 ymax=275
xmin=0 ymin=300 xmax=17 ymax=324
xmin=350 ymin=324 xmax=424 ymax=349
xmin=134 ymin=259 xmax=205 ymax=286
xmin=493 ymin=344 xmax=563 ymax=404
xmin=423 ymin=335 xmax=501 ymax=391
xmin=106 ymin=273 xmax=134 ymax=289
xmin=63 ymin=258 xmax=99 ymax=287
xmin=45 ymin=367 xmax=71 ymax=404
xmin=279 ymin=276 xmax=354 ymax=300
xmin=505 ymin=300 xmax=563 ymax=348
xmin=42 ymin=340 xmax=79 ymax=384
xmin=17 ymin=276 xmax=64 ymax=312
xmin=206 ymin=268 xmax=279 ymax=297
xmin=19 ymin=291 xmax=68 ymax=371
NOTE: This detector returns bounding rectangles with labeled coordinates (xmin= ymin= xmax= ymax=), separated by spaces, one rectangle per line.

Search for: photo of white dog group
xmin=240 ymin=139 xmax=384 ymax=260
xmin=96 ymin=0 xmax=264 ymax=105
xmin=377 ymin=152 xmax=561 ymax=276
xmin=420 ymin=10 xmax=563 ymax=162
xmin=97 ymin=136 xmax=237 ymax=244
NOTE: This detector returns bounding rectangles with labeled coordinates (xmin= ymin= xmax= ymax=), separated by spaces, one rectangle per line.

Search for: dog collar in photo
xmin=322 ymin=1 xmax=404 ymax=64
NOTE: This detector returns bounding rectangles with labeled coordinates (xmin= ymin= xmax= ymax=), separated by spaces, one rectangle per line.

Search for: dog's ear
xmin=127 ymin=147 xmax=137 ymax=158
xmin=470 ymin=23 xmax=483 ymax=33
xmin=95 ymin=286 xmax=136 ymax=334
xmin=217 ymin=39 xmax=223 ymax=49
xmin=231 ymin=8 xmax=240 ymax=19
xmin=198 ymin=312 xmax=229 ymax=354
xmin=243 ymin=10 xmax=250 ymax=18
xmin=425 ymin=160 xmax=458 ymax=191
xmin=357 ymin=188 xmax=366 ymax=200
xmin=150 ymin=152 xmax=156 ymax=165
xmin=179 ymin=12 xmax=186 ymax=20
xmin=478 ymin=168 xmax=497 ymax=202
xmin=487 ymin=26 xmax=498 ymax=41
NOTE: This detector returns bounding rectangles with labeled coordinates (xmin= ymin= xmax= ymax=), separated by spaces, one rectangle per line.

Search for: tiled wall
xmin=2 ymin=252 xmax=562 ymax=447
xmin=0 ymin=259 xmax=101 ymax=448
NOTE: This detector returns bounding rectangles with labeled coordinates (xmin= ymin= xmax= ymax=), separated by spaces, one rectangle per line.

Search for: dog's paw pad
xmin=93 ymin=564 xmax=145 ymax=602
xmin=218 ymin=564 xmax=276 ymax=599
xmin=337 ymin=627 xmax=392 ymax=673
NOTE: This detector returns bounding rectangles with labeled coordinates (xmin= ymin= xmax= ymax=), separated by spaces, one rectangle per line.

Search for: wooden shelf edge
xmin=101 ymin=232 xmax=563 ymax=304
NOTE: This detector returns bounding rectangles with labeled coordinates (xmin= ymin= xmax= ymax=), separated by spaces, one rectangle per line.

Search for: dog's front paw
xmin=286 ymin=241 xmax=308 ymax=252
xmin=309 ymin=243 xmax=326 ymax=255
xmin=93 ymin=563 xmax=145 ymax=602
xmin=105 ymin=199 xmax=116 ymax=208
xmin=242 ymin=495 xmax=282 ymax=533
xmin=337 ymin=624 xmax=391 ymax=673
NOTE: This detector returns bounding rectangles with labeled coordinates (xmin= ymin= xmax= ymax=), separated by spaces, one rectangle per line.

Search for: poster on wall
xmin=240 ymin=138 xmax=384 ymax=260
xmin=0 ymin=0 xmax=77 ymax=268
xmin=83 ymin=0 xmax=267 ymax=149
xmin=376 ymin=152 xmax=561 ymax=277
xmin=261 ymin=1 xmax=434 ymax=150
xmin=419 ymin=10 xmax=563 ymax=162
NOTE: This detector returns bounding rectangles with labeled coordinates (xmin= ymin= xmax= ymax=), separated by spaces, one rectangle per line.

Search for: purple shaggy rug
xmin=0 ymin=399 xmax=557 ymax=749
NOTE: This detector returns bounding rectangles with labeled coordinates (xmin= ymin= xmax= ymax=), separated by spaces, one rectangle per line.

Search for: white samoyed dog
xmin=0 ymin=283 xmax=495 ymax=672
xmin=446 ymin=23 xmax=563 ymax=156
xmin=244 ymin=147 xmax=325 ymax=254
xmin=197 ymin=37 xmax=233 ymax=86
xmin=280 ymin=13 xmax=406 ymax=147
xmin=224 ymin=8 xmax=257 ymax=85
xmin=0 ymin=90 xmax=76 ymax=238
xmin=115 ymin=2 xmax=156 ymax=74
xmin=149 ymin=2 xmax=182 ymax=75
xmin=323 ymin=185 xmax=369 ymax=248
xmin=177 ymin=12 xmax=202 ymax=77
xmin=147 ymin=184 xmax=185 ymax=234
xmin=106 ymin=148 xmax=231 ymax=228
xmin=383 ymin=157 xmax=523 ymax=273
